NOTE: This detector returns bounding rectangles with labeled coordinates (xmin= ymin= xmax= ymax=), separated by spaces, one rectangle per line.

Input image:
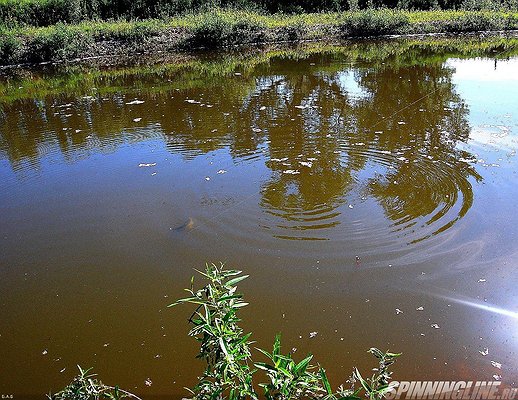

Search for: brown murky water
xmin=1 ymin=37 xmax=518 ymax=398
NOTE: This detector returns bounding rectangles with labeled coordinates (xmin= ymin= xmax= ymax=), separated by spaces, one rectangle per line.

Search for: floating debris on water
xmin=431 ymin=324 xmax=440 ymax=329
xmin=205 ymin=177 xmax=210 ymax=181
xmin=396 ymin=308 xmax=403 ymax=315
xmin=42 ymin=349 xmax=48 ymax=355
xmin=416 ymin=306 xmax=424 ymax=311
xmin=478 ymin=278 xmax=487 ymax=283
xmin=309 ymin=331 xmax=318 ymax=338
xmin=217 ymin=169 xmax=227 ymax=174
xmin=491 ymin=361 xmax=502 ymax=369
xmin=126 ymin=100 xmax=144 ymax=105
xmin=133 ymin=118 xmax=142 ymax=122
xmin=145 ymin=378 xmax=153 ymax=386
xmin=139 ymin=163 xmax=156 ymax=167
xmin=479 ymin=348 xmax=489 ymax=356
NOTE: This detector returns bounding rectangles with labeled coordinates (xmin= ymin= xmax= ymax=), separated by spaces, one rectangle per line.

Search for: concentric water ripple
xmin=255 ymin=140 xmax=478 ymax=246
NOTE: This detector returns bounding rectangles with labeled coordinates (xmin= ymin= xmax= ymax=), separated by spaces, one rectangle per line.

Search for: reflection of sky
xmin=336 ymin=70 xmax=367 ymax=99
xmin=448 ymin=58 xmax=518 ymax=149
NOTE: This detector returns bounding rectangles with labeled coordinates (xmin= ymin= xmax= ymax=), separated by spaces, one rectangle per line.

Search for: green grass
xmin=1 ymin=9 xmax=518 ymax=65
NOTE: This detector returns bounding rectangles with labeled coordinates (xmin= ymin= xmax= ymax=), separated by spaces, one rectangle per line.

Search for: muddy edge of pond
xmin=1 ymin=16 xmax=518 ymax=70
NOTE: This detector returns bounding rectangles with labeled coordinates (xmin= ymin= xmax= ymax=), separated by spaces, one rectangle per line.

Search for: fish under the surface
xmin=171 ymin=217 xmax=195 ymax=233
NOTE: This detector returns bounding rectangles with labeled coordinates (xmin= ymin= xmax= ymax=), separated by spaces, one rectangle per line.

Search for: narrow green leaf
xmin=294 ymin=354 xmax=313 ymax=375
xmin=273 ymin=334 xmax=281 ymax=357
xmin=320 ymin=367 xmax=333 ymax=395
xmin=255 ymin=347 xmax=272 ymax=359
xmin=226 ymin=274 xmax=249 ymax=287
xmin=254 ymin=362 xmax=276 ymax=371
xmin=217 ymin=294 xmax=243 ymax=302
xmin=354 ymin=368 xmax=372 ymax=393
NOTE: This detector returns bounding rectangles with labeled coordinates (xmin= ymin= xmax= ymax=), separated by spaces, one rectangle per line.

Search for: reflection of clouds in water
xmin=447 ymin=58 xmax=518 ymax=82
xmin=332 ymin=71 xmax=369 ymax=100
xmin=468 ymin=125 xmax=518 ymax=151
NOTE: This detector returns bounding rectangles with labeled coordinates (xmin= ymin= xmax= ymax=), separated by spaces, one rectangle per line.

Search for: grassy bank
xmin=1 ymin=9 xmax=518 ymax=66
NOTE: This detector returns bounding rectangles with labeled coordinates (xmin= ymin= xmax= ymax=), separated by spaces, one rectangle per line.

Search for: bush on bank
xmin=1 ymin=9 xmax=518 ymax=66
xmin=0 ymin=0 xmax=518 ymax=29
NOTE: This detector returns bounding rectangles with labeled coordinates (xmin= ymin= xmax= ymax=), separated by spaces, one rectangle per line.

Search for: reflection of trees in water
xmin=352 ymin=62 xmax=481 ymax=240
xmin=0 ymin=48 xmax=481 ymax=240
xmin=250 ymin=58 xmax=481 ymax=239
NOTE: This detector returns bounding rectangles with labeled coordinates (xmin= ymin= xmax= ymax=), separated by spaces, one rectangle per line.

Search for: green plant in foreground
xmin=172 ymin=263 xmax=401 ymax=400
xmin=48 ymin=365 xmax=141 ymax=400
xmin=255 ymin=334 xmax=325 ymax=400
xmin=354 ymin=349 xmax=401 ymax=400
xmin=169 ymin=264 xmax=257 ymax=399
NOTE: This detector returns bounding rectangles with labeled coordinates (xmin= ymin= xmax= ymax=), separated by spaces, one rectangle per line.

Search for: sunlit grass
xmin=1 ymin=9 xmax=518 ymax=65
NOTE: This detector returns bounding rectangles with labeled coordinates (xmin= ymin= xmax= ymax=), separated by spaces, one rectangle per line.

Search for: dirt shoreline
xmin=1 ymin=27 xmax=518 ymax=72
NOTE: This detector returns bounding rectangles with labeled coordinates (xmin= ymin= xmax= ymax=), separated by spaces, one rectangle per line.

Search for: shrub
xmin=461 ymin=0 xmax=518 ymax=11
xmin=442 ymin=12 xmax=504 ymax=31
xmin=0 ymin=0 xmax=85 ymax=28
xmin=340 ymin=9 xmax=411 ymax=37
xmin=184 ymin=11 xmax=266 ymax=49
xmin=0 ymin=30 xmax=23 ymax=64
xmin=276 ymin=20 xmax=308 ymax=41
xmin=26 ymin=24 xmax=93 ymax=63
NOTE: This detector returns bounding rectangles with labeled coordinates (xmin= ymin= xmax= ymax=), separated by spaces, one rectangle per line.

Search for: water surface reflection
xmin=1 ymin=37 xmax=518 ymax=396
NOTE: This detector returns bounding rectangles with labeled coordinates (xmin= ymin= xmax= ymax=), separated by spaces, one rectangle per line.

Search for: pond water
xmin=1 ymin=36 xmax=518 ymax=397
